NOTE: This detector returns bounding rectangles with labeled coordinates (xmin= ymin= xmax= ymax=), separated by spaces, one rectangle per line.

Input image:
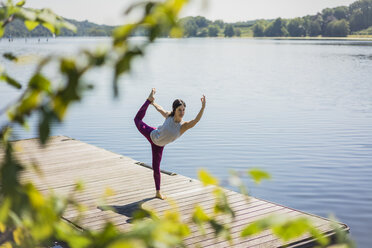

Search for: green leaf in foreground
xmin=3 ymin=53 xmax=18 ymax=62
xmin=198 ymin=169 xmax=219 ymax=186
xmin=24 ymin=20 xmax=40 ymax=31
xmin=0 ymin=73 xmax=22 ymax=89
xmin=248 ymin=168 xmax=271 ymax=184
xmin=16 ymin=0 xmax=25 ymax=7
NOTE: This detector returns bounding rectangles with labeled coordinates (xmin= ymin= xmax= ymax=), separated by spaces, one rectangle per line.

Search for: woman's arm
xmin=180 ymin=95 xmax=206 ymax=135
xmin=152 ymin=101 xmax=170 ymax=118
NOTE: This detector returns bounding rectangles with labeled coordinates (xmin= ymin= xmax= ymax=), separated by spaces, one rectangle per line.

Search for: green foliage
xmin=325 ymin=19 xmax=350 ymax=37
xmin=198 ymin=169 xmax=219 ymax=186
xmin=213 ymin=19 xmax=224 ymax=29
xmin=2 ymin=18 xmax=114 ymax=37
xmin=235 ymin=28 xmax=241 ymax=37
xmin=252 ymin=20 xmax=267 ymax=37
xmin=308 ymin=20 xmax=322 ymax=36
xmin=264 ymin=18 xmax=288 ymax=37
xmin=287 ymin=17 xmax=306 ymax=37
xmin=207 ymin=25 xmax=219 ymax=37
xmin=224 ymin=24 xmax=235 ymax=37
xmin=250 ymin=0 xmax=371 ymax=37
xmin=349 ymin=0 xmax=372 ymax=31
xmin=248 ymin=168 xmax=271 ymax=184
xmin=194 ymin=16 xmax=210 ymax=28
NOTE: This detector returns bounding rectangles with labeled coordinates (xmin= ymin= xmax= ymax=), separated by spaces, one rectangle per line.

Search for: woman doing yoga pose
xmin=134 ymin=88 xmax=206 ymax=199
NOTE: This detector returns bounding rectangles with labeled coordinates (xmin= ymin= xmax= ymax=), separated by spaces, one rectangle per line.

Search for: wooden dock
xmin=2 ymin=136 xmax=349 ymax=247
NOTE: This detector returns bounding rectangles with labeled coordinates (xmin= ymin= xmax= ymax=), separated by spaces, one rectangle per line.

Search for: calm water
xmin=1 ymin=37 xmax=372 ymax=247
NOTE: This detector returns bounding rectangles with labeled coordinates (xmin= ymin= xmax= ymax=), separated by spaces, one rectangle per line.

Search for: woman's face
xmin=175 ymin=105 xmax=185 ymax=119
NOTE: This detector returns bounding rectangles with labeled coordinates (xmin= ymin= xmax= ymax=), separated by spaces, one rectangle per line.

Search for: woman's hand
xmin=201 ymin=95 xmax=206 ymax=109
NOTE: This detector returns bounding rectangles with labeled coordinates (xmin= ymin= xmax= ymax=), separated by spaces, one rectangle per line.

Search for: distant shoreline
xmin=2 ymin=36 xmax=372 ymax=42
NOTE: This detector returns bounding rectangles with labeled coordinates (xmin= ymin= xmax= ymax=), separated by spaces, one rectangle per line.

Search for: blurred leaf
xmin=24 ymin=20 xmax=39 ymax=31
xmin=38 ymin=9 xmax=56 ymax=24
xmin=52 ymin=96 xmax=68 ymax=120
xmin=132 ymin=209 xmax=152 ymax=221
xmin=145 ymin=2 xmax=155 ymax=15
xmin=0 ymin=27 xmax=4 ymax=37
xmin=25 ymin=183 xmax=45 ymax=209
xmin=113 ymin=24 xmax=136 ymax=42
xmin=18 ymin=8 xmax=37 ymax=20
xmin=61 ymin=21 xmax=77 ymax=33
xmin=42 ymin=22 xmax=56 ymax=34
xmin=198 ymin=169 xmax=218 ymax=186
xmin=170 ymin=26 xmax=183 ymax=37
xmin=13 ymin=227 xmax=23 ymax=245
xmin=209 ymin=219 xmax=224 ymax=235
xmin=74 ymin=180 xmax=85 ymax=192
xmin=272 ymin=218 xmax=312 ymax=241
xmin=241 ymin=218 xmax=271 ymax=237
xmin=38 ymin=107 xmax=54 ymax=145
xmin=213 ymin=189 xmax=235 ymax=218
xmin=28 ymin=73 xmax=51 ymax=93
xmin=0 ymin=242 xmax=12 ymax=248
xmin=16 ymin=0 xmax=25 ymax=7
xmin=0 ymin=74 xmax=22 ymax=89
xmin=192 ymin=205 xmax=210 ymax=223
xmin=104 ymin=187 xmax=116 ymax=197
xmin=248 ymin=168 xmax=271 ymax=184
xmin=108 ymin=239 xmax=145 ymax=248
xmin=3 ymin=53 xmax=18 ymax=62
xmin=0 ymin=198 xmax=11 ymax=223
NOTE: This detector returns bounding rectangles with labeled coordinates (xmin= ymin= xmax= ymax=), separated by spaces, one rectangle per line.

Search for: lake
xmin=1 ymin=37 xmax=372 ymax=247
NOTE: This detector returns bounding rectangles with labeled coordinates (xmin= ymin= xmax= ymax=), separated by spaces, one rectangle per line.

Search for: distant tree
xmin=322 ymin=8 xmax=335 ymax=20
xmin=308 ymin=21 xmax=322 ymax=36
xmin=349 ymin=0 xmax=372 ymax=31
xmin=287 ymin=17 xmax=306 ymax=37
xmin=224 ymin=24 xmax=235 ymax=37
xmin=182 ymin=19 xmax=198 ymax=37
xmin=325 ymin=19 xmax=350 ymax=36
xmin=334 ymin=6 xmax=349 ymax=20
xmin=208 ymin=25 xmax=219 ymax=37
xmin=349 ymin=9 xmax=365 ymax=31
xmin=265 ymin=18 xmax=288 ymax=37
xmin=235 ymin=28 xmax=241 ymax=37
xmin=87 ymin=28 xmax=107 ymax=36
xmin=348 ymin=0 xmax=372 ymax=31
xmin=197 ymin=28 xmax=208 ymax=37
xmin=252 ymin=20 xmax=267 ymax=37
xmin=194 ymin=16 xmax=209 ymax=28
xmin=213 ymin=19 xmax=225 ymax=29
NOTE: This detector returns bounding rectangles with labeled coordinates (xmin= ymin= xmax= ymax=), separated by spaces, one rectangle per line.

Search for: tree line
xmin=2 ymin=0 xmax=372 ymax=39
xmin=179 ymin=16 xmax=244 ymax=37
xmin=2 ymin=16 xmax=114 ymax=37
xmin=252 ymin=0 xmax=372 ymax=37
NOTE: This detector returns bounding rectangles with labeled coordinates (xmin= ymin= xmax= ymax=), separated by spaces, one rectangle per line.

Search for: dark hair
xmin=169 ymin=99 xmax=186 ymax=117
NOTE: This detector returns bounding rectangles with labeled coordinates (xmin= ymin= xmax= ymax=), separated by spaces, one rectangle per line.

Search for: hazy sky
xmin=26 ymin=0 xmax=357 ymax=25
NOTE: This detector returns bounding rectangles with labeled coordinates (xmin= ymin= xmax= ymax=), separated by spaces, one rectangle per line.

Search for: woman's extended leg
xmin=134 ymin=99 xmax=154 ymax=143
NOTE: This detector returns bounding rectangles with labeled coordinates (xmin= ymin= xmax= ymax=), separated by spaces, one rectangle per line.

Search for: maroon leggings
xmin=134 ymin=99 xmax=164 ymax=190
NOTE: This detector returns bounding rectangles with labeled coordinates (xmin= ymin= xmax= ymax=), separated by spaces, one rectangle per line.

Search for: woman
xmin=134 ymin=88 xmax=206 ymax=200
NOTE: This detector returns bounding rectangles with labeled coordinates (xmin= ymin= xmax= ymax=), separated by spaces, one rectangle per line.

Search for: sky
xmin=25 ymin=0 xmax=357 ymax=26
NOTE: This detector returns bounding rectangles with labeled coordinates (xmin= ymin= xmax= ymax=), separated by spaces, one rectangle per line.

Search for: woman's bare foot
xmin=155 ymin=190 xmax=166 ymax=200
xmin=148 ymin=88 xmax=156 ymax=103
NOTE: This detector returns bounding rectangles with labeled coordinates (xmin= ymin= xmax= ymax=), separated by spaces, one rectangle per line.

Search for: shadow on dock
xmin=98 ymin=197 xmax=155 ymax=223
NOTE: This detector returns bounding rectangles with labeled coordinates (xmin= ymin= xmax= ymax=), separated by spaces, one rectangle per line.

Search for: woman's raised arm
xmin=180 ymin=95 xmax=206 ymax=135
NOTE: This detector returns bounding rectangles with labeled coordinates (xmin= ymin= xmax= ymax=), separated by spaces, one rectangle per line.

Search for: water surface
xmin=1 ymin=37 xmax=372 ymax=247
